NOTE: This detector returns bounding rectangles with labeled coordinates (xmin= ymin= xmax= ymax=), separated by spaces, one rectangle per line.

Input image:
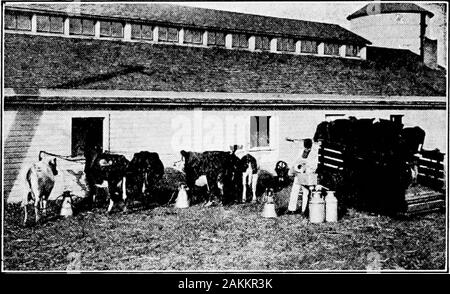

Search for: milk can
xmin=262 ymin=189 xmax=277 ymax=218
xmin=60 ymin=191 xmax=73 ymax=217
xmin=325 ymin=191 xmax=338 ymax=222
xmin=309 ymin=191 xmax=325 ymax=223
xmin=175 ymin=184 xmax=189 ymax=209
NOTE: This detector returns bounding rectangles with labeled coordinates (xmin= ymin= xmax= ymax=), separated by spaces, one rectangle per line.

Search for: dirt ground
xmin=3 ymin=184 xmax=446 ymax=272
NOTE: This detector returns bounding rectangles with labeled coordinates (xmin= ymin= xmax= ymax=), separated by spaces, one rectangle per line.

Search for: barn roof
xmin=347 ymin=3 xmax=434 ymax=20
xmin=4 ymin=33 xmax=447 ymax=97
xmin=6 ymin=2 xmax=370 ymax=45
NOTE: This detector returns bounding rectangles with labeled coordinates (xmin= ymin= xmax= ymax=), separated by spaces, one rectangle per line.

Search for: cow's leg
xmin=22 ymin=190 xmax=31 ymax=225
xmin=42 ymin=198 xmax=48 ymax=217
xmin=251 ymin=173 xmax=258 ymax=202
xmin=28 ymin=178 xmax=41 ymax=223
xmin=241 ymin=173 xmax=248 ymax=203
xmin=107 ymin=198 xmax=114 ymax=214
xmin=92 ymin=189 xmax=97 ymax=206
xmin=23 ymin=203 xmax=28 ymax=226
xmin=141 ymin=173 xmax=147 ymax=195
xmin=217 ymin=179 xmax=225 ymax=205
xmin=104 ymin=185 xmax=114 ymax=214
xmin=204 ymin=178 xmax=217 ymax=207
xmin=122 ymin=176 xmax=128 ymax=212
xmin=34 ymin=198 xmax=41 ymax=223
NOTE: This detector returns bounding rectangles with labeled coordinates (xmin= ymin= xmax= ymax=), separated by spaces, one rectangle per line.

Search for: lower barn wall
xmin=3 ymin=108 xmax=447 ymax=203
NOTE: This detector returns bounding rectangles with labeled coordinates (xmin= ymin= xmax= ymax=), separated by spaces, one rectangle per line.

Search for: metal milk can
xmin=325 ymin=191 xmax=338 ymax=222
xmin=309 ymin=190 xmax=325 ymax=223
xmin=60 ymin=191 xmax=73 ymax=217
xmin=175 ymin=184 xmax=189 ymax=209
xmin=262 ymin=189 xmax=277 ymax=218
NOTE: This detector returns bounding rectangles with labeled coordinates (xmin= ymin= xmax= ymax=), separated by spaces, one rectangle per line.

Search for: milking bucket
xmin=262 ymin=195 xmax=277 ymax=218
xmin=60 ymin=192 xmax=73 ymax=217
xmin=309 ymin=191 xmax=325 ymax=223
xmin=325 ymin=191 xmax=338 ymax=222
xmin=175 ymin=186 xmax=189 ymax=209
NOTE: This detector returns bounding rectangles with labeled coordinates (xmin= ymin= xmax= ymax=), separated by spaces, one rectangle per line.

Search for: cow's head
xmin=48 ymin=158 xmax=58 ymax=176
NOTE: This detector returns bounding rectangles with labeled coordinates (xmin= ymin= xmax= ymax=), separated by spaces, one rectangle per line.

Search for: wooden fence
xmin=415 ymin=149 xmax=446 ymax=191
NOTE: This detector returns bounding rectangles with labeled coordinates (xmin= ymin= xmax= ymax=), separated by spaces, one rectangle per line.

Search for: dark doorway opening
xmin=72 ymin=117 xmax=104 ymax=157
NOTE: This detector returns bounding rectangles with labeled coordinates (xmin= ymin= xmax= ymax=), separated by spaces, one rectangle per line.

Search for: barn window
xmin=72 ymin=118 xmax=104 ymax=157
xmin=301 ymin=40 xmax=318 ymax=54
xmin=36 ymin=15 xmax=64 ymax=34
xmin=250 ymin=116 xmax=271 ymax=148
xmin=346 ymin=44 xmax=360 ymax=57
xmin=159 ymin=26 xmax=179 ymax=42
xmin=131 ymin=23 xmax=153 ymax=40
xmin=324 ymin=42 xmax=340 ymax=56
xmin=277 ymin=37 xmax=295 ymax=52
xmin=255 ymin=36 xmax=271 ymax=51
xmin=207 ymin=31 xmax=226 ymax=47
xmin=100 ymin=20 xmax=123 ymax=38
xmin=5 ymin=11 xmax=32 ymax=31
xmin=69 ymin=17 xmax=95 ymax=36
xmin=232 ymin=33 xmax=249 ymax=49
xmin=184 ymin=28 xmax=203 ymax=44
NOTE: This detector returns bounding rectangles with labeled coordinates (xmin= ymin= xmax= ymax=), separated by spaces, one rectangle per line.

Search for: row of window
xmin=5 ymin=11 xmax=362 ymax=57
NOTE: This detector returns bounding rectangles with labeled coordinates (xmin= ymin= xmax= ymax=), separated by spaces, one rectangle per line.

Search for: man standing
xmin=287 ymin=138 xmax=321 ymax=214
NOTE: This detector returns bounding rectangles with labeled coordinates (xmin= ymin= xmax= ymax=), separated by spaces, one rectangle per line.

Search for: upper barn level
xmin=4 ymin=2 xmax=371 ymax=60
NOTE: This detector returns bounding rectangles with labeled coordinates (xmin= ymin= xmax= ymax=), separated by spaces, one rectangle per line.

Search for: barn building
xmin=3 ymin=3 xmax=447 ymax=203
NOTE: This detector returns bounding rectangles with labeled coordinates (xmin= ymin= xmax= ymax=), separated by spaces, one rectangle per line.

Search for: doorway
xmin=72 ymin=117 xmax=104 ymax=157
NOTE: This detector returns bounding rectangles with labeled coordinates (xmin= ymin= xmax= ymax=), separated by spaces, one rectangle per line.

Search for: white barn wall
xmin=3 ymin=108 xmax=447 ymax=203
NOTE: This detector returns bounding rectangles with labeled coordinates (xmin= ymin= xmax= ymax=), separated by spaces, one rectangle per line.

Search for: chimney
xmin=424 ymin=37 xmax=438 ymax=69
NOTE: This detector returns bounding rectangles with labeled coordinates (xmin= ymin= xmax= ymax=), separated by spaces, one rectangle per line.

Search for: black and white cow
xmin=85 ymin=150 xmax=129 ymax=213
xmin=126 ymin=151 xmax=165 ymax=204
xmin=237 ymin=154 xmax=259 ymax=203
xmin=174 ymin=147 xmax=239 ymax=206
xmin=23 ymin=152 xmax=58 ymax=225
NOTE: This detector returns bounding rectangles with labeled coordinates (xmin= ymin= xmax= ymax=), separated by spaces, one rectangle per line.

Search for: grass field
xmin=3 ymin=184 xmax=446 ymax=272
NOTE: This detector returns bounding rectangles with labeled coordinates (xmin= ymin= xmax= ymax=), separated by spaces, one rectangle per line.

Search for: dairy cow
xmin=174 ymin=147 xmax=240 ymax=206
xmin=23 ymin=152 xmax=58 ymax=225
xmin=237 ymin=154 xmax=259 ymax=203
xmin=85 ymin=149 xmax=129 ymax=213
xmin=126 ymin=151 xmax=165 ymax=204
